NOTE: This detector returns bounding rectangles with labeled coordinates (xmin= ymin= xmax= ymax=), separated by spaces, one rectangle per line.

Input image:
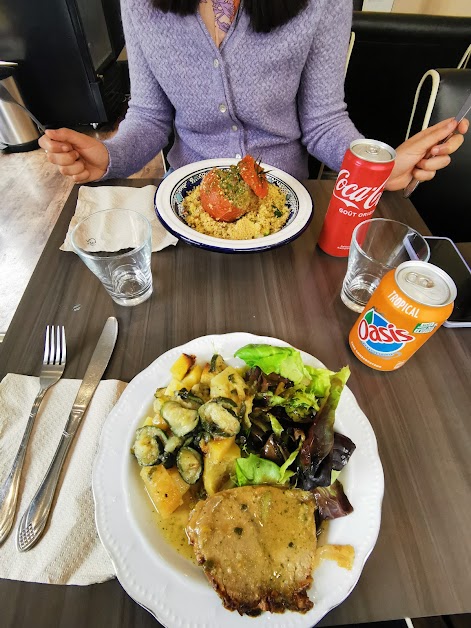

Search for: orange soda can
xmin=349 ymin=261 xmax=457 ymax=371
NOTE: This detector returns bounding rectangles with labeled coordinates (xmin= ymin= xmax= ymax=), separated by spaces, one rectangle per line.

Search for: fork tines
xmin=44 ymin=326 xmax=66 ymax=366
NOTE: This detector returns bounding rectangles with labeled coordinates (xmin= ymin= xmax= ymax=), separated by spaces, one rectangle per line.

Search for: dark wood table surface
xmin=1 ymin=180 xmax=470 ymax=628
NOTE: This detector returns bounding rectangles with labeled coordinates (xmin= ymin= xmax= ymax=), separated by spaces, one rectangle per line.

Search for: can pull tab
xmin=404 ymin=271 xmax=443 ymax=303
xmin=365 ymin=144 xmax=380 ymax=156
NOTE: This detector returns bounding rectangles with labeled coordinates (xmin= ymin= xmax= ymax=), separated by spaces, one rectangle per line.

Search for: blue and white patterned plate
xmin=154 ymin=159 xmax=313 ymax=253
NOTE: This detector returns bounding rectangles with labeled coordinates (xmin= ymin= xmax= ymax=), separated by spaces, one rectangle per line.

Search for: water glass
xmin=71 ymin=209 xmax=153 ymax=306
xmin=341 ymin=218 xmax=430 ymax=313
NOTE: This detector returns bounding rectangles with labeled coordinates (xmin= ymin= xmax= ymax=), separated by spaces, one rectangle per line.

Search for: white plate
xmin=93 ymin=332 xmax=384 ymax=628
xmin=154 ymin=159 xmax=313 ymax=252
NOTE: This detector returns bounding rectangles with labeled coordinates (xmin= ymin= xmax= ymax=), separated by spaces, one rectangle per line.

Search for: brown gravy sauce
xmin=149 ymin=491 xmax=196 ymax=563
xmin=147 ymin=493 xmax=354 ymax=571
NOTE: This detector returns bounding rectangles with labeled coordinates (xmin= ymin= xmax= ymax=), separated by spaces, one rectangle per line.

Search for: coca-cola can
xmin=317 ymin=139 xmax=396 ymax=257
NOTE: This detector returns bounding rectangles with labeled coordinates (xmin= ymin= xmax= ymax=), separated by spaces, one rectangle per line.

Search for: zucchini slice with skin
xmin=164 ymin=434 xmax=184 ymax=453
xmin=177 ymin=447 xmax=203 ymax=484
xmin=161 ymin=400 xmax=199 ymax=437
xmin=210 ymin=354 xmax=226 ymax=373
xmin=198 ymin=400 xmax=241 ymax=437
xmin=132 ymin=426 xmax=163 ymax=466
xmin=153 ymin=428 xmax=169 ymax=447
xmin=175 ymin=389 xmax=204 ymax=409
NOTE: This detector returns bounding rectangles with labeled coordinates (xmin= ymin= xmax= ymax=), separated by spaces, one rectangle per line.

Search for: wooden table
xmin=1 ymin=180 xmax=470 ymax=628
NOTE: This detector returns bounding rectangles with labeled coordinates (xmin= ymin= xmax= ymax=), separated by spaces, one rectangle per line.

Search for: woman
xmin=39 ymin=0 xmax=467 ymax=191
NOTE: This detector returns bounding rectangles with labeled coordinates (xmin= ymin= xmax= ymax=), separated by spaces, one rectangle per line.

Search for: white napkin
xmin=0 ymin=373 xmax=127 ymax=585
xmin=60 ymin=185 xmax=178 ymax=252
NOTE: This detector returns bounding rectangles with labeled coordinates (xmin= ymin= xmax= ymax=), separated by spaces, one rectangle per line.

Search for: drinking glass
xmin=71 ymin=209 xmax=153 ymax=306
xmin=341 ymin=218 xmax=430 ymax=313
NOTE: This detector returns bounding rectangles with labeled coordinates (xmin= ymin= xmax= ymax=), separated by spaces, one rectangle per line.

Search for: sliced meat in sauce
xmin=186 ymin=485 xmax=316 ymax=615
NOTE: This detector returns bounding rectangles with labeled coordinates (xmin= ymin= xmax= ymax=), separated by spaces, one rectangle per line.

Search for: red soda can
xmin=318 ymin=139 xmax=396 ymax=257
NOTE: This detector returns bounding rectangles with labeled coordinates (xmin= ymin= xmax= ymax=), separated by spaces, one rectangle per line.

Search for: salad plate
xmin=93 ymin=332 xmax=384 ymax=628
xmin=154 ymin=159 xmax=313 ymax=253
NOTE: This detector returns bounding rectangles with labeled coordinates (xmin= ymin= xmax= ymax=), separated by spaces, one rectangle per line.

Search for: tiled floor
xmin=0 ymin=123 xmax=164 ymax=335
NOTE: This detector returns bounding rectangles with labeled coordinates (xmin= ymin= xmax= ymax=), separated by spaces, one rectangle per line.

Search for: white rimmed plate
xmin=154 ymin=159 xmax=313 ymax=252
xmin=93 ymin=332 xmax=384 ymax=628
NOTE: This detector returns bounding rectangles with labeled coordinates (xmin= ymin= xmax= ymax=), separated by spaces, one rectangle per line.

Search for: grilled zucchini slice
xmin=161 ymin=400 xmax=199 ymax=437
xmin=198 ymin=400 xmax=241 ymax=437
xmin=175 ymin=389 xmax=204 ymax=409
xmin=132 ymin=426 xmax=163 ymax=466
xmin=176 ymin=447 xmax=203 ymax=484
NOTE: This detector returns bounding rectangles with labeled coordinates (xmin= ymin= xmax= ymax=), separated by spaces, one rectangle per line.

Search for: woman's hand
xmin=38 ymin=128 xmax=110 ymax=183
xmin=385 ymin=117 xmax=469 ymax=192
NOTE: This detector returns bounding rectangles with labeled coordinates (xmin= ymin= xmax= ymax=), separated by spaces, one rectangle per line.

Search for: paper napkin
xmin=0 ymin=373 xmax=127 ymax=585
xmin=60 ymin=184 xmax=178 ymax=252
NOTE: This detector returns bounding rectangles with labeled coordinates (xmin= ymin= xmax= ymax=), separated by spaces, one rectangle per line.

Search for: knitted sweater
xmin=104 ymin=0 xmax=362 ymax=180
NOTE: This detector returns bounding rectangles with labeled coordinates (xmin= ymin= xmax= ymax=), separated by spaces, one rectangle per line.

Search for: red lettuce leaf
xmin=312 ymin=479 xmax=353 ymax=520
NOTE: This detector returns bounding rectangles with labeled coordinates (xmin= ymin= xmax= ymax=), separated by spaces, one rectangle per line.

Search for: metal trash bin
xmin=0 ymin=63 xmax=40 ymax=153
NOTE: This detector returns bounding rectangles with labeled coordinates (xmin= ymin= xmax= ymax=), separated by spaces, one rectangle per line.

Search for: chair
xmin=458 ymin=43 xmax=471 ymax=69
xmin=405 ymin=68 xmax=471 ymax=242
xmin=309 ymin=12 xmax=471 ymax=179
xmin=344 ymin=11 xmax=471 ymax=150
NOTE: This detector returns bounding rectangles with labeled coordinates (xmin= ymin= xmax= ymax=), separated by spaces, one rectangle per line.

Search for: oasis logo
xmin=358 ymin=308 xmax=415 ymax=356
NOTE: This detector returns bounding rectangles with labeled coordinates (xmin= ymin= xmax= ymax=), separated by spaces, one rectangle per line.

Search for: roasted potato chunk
xmin=170 ymin=353 xmax=196 ymax=381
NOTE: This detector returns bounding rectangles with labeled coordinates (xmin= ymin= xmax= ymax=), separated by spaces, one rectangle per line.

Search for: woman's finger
xmin=431 ymin=133 xmax=464 ymax=156
xmin=411 ymin=168 xmax=436 ymax=182
xmin=59 ymin=160 xmax=86 ymax=177
xmin=458 ymin=118 xmax=469 ymax=134
xmin=415 ymin=155 xmax=451 ymax=171
xmin=416 ymin=117 xmax=457 ymax=145
xmin=39 ymin=135 xmax=74 ymax=154
xmin=46 ymin=151 xmax=80 ymax=166
xmin=72 ymin=170 xmax=91 ymax=183
xmin=430 ymin=118 xmax=467 ymax=156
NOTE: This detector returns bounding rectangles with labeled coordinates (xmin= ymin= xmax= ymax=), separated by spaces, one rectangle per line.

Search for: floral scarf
xmin=199 ymin=0 xmax=241 ymax=47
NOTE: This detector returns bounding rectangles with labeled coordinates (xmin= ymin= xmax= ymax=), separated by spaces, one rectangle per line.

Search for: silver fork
xmin=0 ymin=326 xmax=66 ymax=545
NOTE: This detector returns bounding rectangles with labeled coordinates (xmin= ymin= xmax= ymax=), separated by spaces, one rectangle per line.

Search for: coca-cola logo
xmin=332 ymin=169 xmax=389 ymax=211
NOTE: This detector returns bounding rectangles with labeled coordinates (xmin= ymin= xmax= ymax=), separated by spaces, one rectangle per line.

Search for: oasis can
xmin=349 ymin=261 xmax=457 ymax=371
xmin=318 ymin=139 xmax=396 ymax=257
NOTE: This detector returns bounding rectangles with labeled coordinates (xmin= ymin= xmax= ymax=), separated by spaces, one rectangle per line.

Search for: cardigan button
xmin=213 ymin=59 xmax=219 ymax=68
xmin=219 ymin=103 xmax=227 ymax=113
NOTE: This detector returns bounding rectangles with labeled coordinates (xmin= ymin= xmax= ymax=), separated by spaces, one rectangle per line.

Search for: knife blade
xmin=403 ymin=90 xmax=471 ymax=198
xmin=16 ymin=317 xmax=118 ymax=551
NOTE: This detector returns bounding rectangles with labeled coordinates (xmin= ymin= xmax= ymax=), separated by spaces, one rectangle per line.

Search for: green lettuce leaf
xmin=235 ymin=452 xmax=298 ymax=486
xmin=234 ymin=344 xmax=306 ymax=385
xmin=279 ymin=443 xmax=302 ymax=484
xmin=236 ymin=454 xmax=286 ymax=486
xmin=331 ymin=469 xmax=341 ymax=484
xmin=304 ymin=366 xmax=334 ymax=398
xmin=268 ymin=414 xmax=284 ymax=437
xmin=235 ymin=345 xmax=335 ymax=420
xmin=269 ymin=386 xmax=320 ymax=421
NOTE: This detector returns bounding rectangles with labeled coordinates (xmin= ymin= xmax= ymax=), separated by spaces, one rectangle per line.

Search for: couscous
xmin=182 ymin=181 xmax=289 ymax=240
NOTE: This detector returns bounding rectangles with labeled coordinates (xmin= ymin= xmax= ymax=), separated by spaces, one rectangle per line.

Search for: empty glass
xmin=71 ymin=209 xmax=153 ymax=306
xmin=341 ymin=218 xmax=430 ymax=312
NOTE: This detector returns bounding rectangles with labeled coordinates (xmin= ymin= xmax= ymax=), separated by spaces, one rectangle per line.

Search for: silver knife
xmin=16 ymin=317 xmax=118 ymax=551
xmin=403 ymin=90 xmax=471 ymax=198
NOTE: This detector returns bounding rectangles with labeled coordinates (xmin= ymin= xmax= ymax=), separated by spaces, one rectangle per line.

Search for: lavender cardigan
xmin=104 ymin=0 xmax=362 ymax=180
